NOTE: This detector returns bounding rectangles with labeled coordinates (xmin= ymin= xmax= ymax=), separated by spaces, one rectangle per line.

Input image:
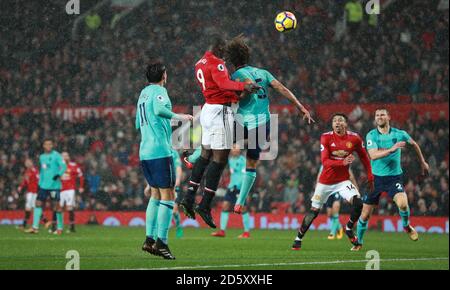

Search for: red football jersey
xmin=194 ymin=51 xmax=246 ymax=104
xmin=319 ymin=131 xmax=374 ymax=185
xmin=18 ymin=167 xmax=39 ymax=194
xmin=61 ymin=162 xmax=84 ymax=191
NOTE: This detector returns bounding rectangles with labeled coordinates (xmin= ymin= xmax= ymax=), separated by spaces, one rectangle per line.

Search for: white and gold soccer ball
xmin=274 ymin=11 xmax=297 ymax=33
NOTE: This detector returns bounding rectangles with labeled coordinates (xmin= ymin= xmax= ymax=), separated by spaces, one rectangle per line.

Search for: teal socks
xmin=173 ymin=211 xmax=181 ymax=228
xmin=329 ymin=214 xmax=341 ymax=235
xmin=399 ymin=207 xmax=410 ymax=228
xmin=242 ymin=212 xmax=250 ymax=232
xmin=32 ymin=207 xmax=43 ymax=229
xmin=157 ymin=200 xmax=175 ymax=244
xmin=357 ymin=218 xmax=368 ymax=245
xmin=188 ymin=147 xmax=202 ymax=163
xmin=220 ymin=211 xmax=230 ymax=231
xmin=236 ymin=169 xmax=257 ymax=206
xmin=56 ymin=212 xmax=63 ymax=231
xmin=146 ymin=198 xmax=160 ymax=239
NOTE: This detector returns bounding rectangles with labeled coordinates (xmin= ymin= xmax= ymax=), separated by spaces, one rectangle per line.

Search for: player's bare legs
xmin=292 ymin=206 xmax=321 ymax=250
xmin=394 ymin=192 xmax=418 ymax=241
xmin=344 ymin=195 xmax=364 ymax=247
xmin=194 ymin=149 xmax=230 ymax=228
xmin=180 ymin=146 xmax=212 ymax=219
xmin=292 ymin=194 xmax=363 ymax=250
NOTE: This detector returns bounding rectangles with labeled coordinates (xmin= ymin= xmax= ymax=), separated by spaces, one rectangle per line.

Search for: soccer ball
xmin=274 ymin=11 xmax=297 ymax=32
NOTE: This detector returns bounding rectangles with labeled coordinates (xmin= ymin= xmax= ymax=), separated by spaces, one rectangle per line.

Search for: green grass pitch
xmin=0 ymin=226 xmax=448 ymax=270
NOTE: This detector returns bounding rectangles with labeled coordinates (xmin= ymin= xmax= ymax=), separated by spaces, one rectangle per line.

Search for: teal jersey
xmin=39 ymin=150 xmax=67 ymax=190
xmin=366 ymin=127 xmax=412 ymax=176
xmin=231 ymin=66 xmax=276 ymax=129
xmin=228 ymin=155 xmax=246 ymax=190
xmin=136 ymin=84 xmax=175 ymax=161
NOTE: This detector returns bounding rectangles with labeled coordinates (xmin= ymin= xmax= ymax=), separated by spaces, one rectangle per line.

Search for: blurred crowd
xmin=0 ymin=110 xmax=448 ymax=217
xmin=0 ymin=0 xmax=448 ymax=107
xmin=0 ymin=0 xmax=448 ymax=216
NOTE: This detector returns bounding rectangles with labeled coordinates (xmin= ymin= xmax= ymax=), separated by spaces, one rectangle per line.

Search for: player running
xmin=354 ymin=108 xmax=430 ymax=251
xmin=225 ymin=35 xmax=314 ymax=214
xmin=17 ymin=159 xmax=41 ymax=230
xmin=59 ymin=152 xmax=84 ymax=233
xmin=26 ymin=139 xmax=67 ymax=234
xmin=291 ymin=113 xmax=374 ymax=250
xmin=211 ymin=145 xmax=252 ymax=238
xmin=179 ymin=36 xmax=260 ymax=229
xmin=138 ymin=62 xmax=193 ymax=260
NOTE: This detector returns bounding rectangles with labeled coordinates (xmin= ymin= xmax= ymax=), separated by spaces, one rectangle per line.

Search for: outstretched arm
xmin=270 ymin=79 xmax=314 ymax=124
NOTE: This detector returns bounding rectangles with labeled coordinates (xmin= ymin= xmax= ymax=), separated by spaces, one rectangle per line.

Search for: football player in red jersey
xmin=17 ymin=159 xmax=40 ymax=229
xmin=291 ymin=113 xmax=374 ymax=250
xmin=59 ymin=152 xmax=84 ymax=233
xmin=180 ymin=36 xmax=260 ymax=228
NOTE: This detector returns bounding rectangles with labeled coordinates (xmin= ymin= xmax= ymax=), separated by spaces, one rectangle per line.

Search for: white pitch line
xmin=128 ymin=257 xmax=448 ymax=270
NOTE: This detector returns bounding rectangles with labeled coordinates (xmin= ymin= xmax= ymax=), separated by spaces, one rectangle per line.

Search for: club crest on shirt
xmin=346 ymin=142 xmax=353 ymax=149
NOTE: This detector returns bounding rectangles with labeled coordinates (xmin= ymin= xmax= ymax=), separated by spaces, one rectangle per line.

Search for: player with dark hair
xmin=291 ymin=113 xmax=374 ymax=250
xmin=225 ymin=35 xmax=314 ymax=214
xmin=179 ymin=35 xmax=260 ymax=229
xmin=355 ymin=108 xmax=429 ymax=251
xmin=138 ymin=62 xmax=193 ymax=259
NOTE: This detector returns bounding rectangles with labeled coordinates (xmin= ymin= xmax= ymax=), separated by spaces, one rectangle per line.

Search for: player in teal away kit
xmin=26 ymin=139 xmax=67 ymax=234
xmin=211 ymin=145 xmax=252 ymax=238
xmin=225 ymin=36 xmax=314 ymax=214
xmin=354 ymin=108 xmax=430 ymax=251
xmin=138 ymin=62 xmax=193 ymax=260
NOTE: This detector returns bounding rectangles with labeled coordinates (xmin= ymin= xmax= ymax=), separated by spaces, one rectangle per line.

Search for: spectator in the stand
xmin=85 ymin=12 xmax=101 ymax=31
xmin=86 ymin=167 xmax=101 ymax=195
xmin=345 ymin=0 xmax=364 ymax=36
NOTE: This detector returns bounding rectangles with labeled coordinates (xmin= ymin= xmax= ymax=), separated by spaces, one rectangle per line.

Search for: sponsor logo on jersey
xmin=332 ymin=150 xmax=349 ymax=158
